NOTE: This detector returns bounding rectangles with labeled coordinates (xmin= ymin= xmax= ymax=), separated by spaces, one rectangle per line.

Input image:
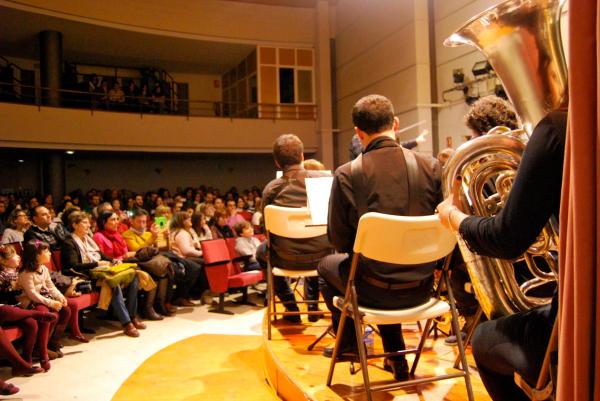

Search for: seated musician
xmin=437 ymin=110 xmax=567 ymax=401
xmin=256 ymin=134 xmax=333 ymax=323
xmin=318 ymin=94 xmax=442 ymax=380
xmin=446 ymin=95 xmax=520 ymax=346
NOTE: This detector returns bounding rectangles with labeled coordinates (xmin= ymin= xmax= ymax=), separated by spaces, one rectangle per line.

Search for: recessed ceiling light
xmin=66 ymin=150 xmax=75 ymax=155
xmin=18 ymin=159 xmax=24 ymax=163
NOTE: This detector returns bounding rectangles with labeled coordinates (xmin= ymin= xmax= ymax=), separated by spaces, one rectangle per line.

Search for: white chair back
xmin=353 ymin=213 xmax=456 ymax=265
xmin=264 ymin=205 xmax=327 ymax=239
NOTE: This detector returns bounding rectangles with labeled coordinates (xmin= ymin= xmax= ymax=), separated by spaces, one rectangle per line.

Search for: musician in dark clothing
xmin=319 ymin=94 xmax=442 ymax=380
xmin=256 ymin=134 xmax=334 ymax=323
xmin=437 ymin=111 xmax=567 ymax=401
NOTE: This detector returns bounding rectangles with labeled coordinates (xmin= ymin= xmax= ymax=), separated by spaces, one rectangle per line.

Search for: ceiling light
xmin=66 ymin=150 xmax=75 ymax=155
xmin=18 ymin=159 xmax=24 ymax=163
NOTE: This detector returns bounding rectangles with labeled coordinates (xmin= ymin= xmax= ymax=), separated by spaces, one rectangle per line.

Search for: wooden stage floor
xmin=262 ymin=313 xmax=492 ymax=401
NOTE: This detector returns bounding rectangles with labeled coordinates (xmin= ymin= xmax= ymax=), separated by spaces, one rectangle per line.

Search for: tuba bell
xmin=443 ymin=0 xmax=567 ymax=319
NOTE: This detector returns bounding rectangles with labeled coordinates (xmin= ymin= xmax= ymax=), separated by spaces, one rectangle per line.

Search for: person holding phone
xmin=122 ymin=209 xmax=161 ymax=251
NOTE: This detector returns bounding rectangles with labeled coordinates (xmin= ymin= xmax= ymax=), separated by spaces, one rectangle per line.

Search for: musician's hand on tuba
xmin=437 ymin=176 xmax=466 ymax=231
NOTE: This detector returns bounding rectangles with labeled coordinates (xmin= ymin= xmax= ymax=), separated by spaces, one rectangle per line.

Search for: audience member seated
xmin=236 ymin=198 xmax=253 ymax=222
xmin=214 ymin=197 xmax=226 ymax=214
xmin=168 ymin=212 xmax=205 ymax=306
xmin=124 ymin=80 xmax=139 ymax=111
xmin=210 ymin=211 xmax=236 ymax=239
xmin=234 ymin=221 xmax=261 ymax=271
xmin=191 ymin=212 xmax=212 ymax=242
xmin=0 ymin=200 xmax=7 ymax=236
xmin=62 ymin=212 xmax=144 ymax=337
xmin=1 ymin=209 xmax=30 ymax=245
xmin=18 ymin=240 xmax=71 ymax=370
xmin=92 ymin=211 xmax=136 ymax=260
xmin=24 ymin=206 xmax=66 ymax=251
xmin=152 ymin=85 xmax=166 ymax=114
xmin=0 ymin=244 xmax=55 ymax=378
xmin=122 ymin=209 xmax=169 ymax=320
xmin=251 ymin=197 xmax=263 ymax=232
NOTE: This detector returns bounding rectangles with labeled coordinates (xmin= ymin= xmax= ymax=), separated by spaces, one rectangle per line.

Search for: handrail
xmin=0 ymin=56 xmax=25 ymax=86
xmin=0 ymin=55 xmax=24 ymax=74
xmin=0 ymin=81 xmax=317 ymax=121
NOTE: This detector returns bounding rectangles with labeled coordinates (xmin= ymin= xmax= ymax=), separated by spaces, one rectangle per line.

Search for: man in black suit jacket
xmin=319 ymin=94 xmax=442 ymax=380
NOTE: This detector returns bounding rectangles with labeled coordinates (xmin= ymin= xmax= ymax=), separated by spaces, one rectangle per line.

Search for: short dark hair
xmin=464 ymin=95 xmax=519 ymax=135
xmin=29 ymin=205 xmax=45 ymax=220
xmin=22 ymin=240 xmax=50 ymax=272
xmin=273 ymin=134 xmax=303 ymax=169
xmin=352 ymin=94 xmax=395 ymax=135
xmin=131 ymin=208 xmax=149 ymax=219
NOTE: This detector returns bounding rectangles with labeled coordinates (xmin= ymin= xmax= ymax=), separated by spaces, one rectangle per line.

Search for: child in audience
xmin=0 ymin=244 xmax=55 ymax=378
xmin=18 ymin=240 xmax=71 ymax=371
xmin=234 ymin=221 xmax=261 ymax=271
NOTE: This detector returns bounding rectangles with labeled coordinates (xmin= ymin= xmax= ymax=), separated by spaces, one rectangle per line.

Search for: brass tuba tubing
xmin=442 ymin=0 xmax=567 ymax=319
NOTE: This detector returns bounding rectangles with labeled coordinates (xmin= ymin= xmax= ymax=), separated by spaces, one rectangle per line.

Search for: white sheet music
xmin=305 ymin=177 xmax=334 ymax=225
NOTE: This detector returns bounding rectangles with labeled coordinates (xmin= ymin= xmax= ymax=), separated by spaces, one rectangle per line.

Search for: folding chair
xmin=264 ymin=205 xmax=329 ymax=341
xmin=514 ymin=318 xmax=558 ymax=400
xmin=326 ymin=212 xmax=474 ymax=401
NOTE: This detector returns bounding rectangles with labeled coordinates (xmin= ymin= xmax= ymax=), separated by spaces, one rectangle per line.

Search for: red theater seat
xmin=201 ymin=239 xmax=262 ymax=314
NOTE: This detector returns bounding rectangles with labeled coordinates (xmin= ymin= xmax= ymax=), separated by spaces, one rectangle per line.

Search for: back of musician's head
xmin=464 ymin=95 xmax=519 ymax=136
xmin=352 ymin=94 xmax=395 ymax=135
xmin=273 ymin=134 xmax=303 ymax=169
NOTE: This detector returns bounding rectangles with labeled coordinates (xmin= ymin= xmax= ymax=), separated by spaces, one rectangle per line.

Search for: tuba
xmin=443 ymin=0 xmax=567 ymax=319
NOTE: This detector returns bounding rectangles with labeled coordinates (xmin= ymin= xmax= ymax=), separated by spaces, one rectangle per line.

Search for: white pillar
xmin=413 ymin=0 xmax=434 ymax=156
xmin=315 ymin=0 xmax=334 ymax=168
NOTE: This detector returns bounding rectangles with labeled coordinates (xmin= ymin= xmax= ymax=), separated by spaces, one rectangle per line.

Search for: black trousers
xmin=317 ymin=253 xmax=433 ymax=356
xmin=472 ymin=304 xmax=554 ymax=401
xmin=256 ymin=242 xmax=320 ymax=310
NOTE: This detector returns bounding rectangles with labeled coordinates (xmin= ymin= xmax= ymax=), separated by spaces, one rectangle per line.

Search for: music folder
xmin=305 ymin=177 xmax=334 ymax=226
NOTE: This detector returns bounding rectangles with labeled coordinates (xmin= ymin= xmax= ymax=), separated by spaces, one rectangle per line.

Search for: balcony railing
xmin=0 ymin=81 xmax=317 ymax=121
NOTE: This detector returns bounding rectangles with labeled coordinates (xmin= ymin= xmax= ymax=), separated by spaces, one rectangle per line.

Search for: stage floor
xmin=263 ymin=313 xmax=492 ymax=400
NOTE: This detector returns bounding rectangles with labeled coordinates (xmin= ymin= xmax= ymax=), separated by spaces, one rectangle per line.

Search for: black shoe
xmin=444 ymin=332 xmax=467 ymax=346
xmin=81 ymin=326 xmax=96 ymax=334
xmin=322 ymin=345 xmax=359 ymax=362
xmin=281 ymin=314 xmax=302 ymax=324
xmin=307 ymin=308 xmax=325 ymax=322
xmin=383 ymin=358 xmax=409 ymax=381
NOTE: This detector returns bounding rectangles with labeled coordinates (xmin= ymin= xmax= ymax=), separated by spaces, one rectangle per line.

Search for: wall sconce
xmin=453 ymin=69 xmax=465 ymax=84
xmin=472 ymin=60 xmax=492 ymax=77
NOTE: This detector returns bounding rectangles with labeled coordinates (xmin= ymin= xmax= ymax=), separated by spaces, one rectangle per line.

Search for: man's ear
xmin=301 ymin=153 xmax=305 ymax=162
xmin=274 ymin=159 xmax=281 ymax=169
xmin=393 ymin=117 xmax=399 ymax=131
xmin=355 ymin=126 xmax=365 ymax=141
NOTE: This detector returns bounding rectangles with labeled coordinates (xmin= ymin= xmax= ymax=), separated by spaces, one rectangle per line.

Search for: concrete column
xmin=413 ymin=0 xmax=435 ymax=156
xmin=43 ymin=152 xmax=65 ymax=203
xmin=315 ymin=0 xmax=334 ymax=169
xmin=38 ymin=30 xmax=63 ymax=107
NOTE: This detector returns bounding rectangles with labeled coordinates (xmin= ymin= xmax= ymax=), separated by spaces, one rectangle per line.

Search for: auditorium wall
xmin=0 ymin=102 xmax=318 ymax=153
xmin=332 ymin=0 xmax=434 ymax=166
xmin=433 ymin=0 xmax=570 ymax=152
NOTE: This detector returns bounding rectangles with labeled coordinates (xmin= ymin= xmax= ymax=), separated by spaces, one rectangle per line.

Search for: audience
xmin=0 ymin=244 xmax=53 ymax=380
xmin=233 ymin=221 xmax=261 ymax=271
xmin=18 ymin=240 xmax=71 ymax=370
xmin=24 ymin=206 xmax=66 ymax=251
xmin=1 ymin=209 xmax=30 ymax=245
xmin=168 ymin=212 xmax=204 ymax=307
